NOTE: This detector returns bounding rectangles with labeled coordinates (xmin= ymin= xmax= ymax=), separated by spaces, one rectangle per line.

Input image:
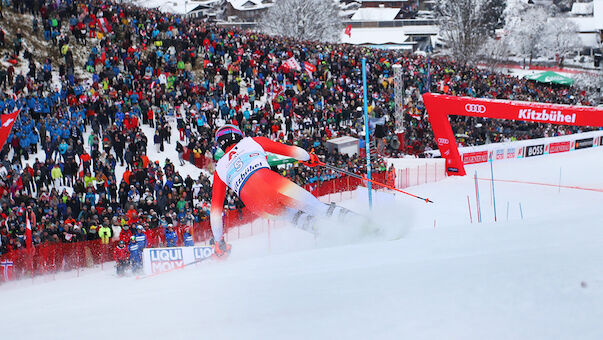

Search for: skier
xmin=128 ymin=236 xmax=142 ymax=273
xmin=113 ymin=240 xmax=129 ymax=276
xmin=210 ymin=124 xmax=352 ymax=257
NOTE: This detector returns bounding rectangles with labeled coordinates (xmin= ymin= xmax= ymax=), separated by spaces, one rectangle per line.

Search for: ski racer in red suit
xmin=210 ymin=125 xmax=348 ymax=256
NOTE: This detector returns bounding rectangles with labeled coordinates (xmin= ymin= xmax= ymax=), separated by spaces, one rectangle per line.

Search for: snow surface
xmin=2 ymin=147 xmax=603 ymax=340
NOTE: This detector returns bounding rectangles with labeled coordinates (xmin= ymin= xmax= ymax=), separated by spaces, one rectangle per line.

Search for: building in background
xmin=341 ymin=0 xmax=437 ymax=50
xmin=568 ymin=0 xmax=603 ymax=50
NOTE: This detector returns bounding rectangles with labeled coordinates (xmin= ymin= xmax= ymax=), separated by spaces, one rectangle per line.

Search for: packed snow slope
xmin=2 ymin=147 xmax=603 ymax=340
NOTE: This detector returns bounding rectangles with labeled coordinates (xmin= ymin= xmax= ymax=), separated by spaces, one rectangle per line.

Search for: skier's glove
xmin=302 ymin=149 xmax=321 ymax=168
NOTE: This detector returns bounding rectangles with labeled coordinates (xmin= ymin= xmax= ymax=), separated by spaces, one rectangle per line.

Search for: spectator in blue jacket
xmin=134 ymin=226 xmax=147 ymax=249
xmin=165 ymin=224 xmax=178 ymax=247
xmin=183 ymin=227 xmax=194 ymax=247
xmin=128 ymin=236 xmax=142 ymax=273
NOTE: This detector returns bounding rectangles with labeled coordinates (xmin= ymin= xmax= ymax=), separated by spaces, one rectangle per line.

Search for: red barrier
xmin=0 ymin=172 xmax=383 ymax=282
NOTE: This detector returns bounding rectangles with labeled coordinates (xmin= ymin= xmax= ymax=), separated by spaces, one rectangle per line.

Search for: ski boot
xmin=213 ymin=237 xmax=232 ymax=258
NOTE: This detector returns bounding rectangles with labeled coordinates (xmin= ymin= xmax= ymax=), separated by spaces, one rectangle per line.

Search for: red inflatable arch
xmin=422 ymin=93 xmax=603 ymax=176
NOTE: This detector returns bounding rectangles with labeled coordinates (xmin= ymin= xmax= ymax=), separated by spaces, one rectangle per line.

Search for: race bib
xmin=215 ymin=138 xmax=270 ymax=195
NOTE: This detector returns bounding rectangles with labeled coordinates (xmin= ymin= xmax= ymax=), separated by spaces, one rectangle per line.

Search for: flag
xmin=409 ymin=111 xmax=422 ymax=120
xmin=284 ymin=57 xmax=301 ymax=71
xmin=26 ymin=212 xmax=32 ymax=250
xmin=97 ymin=17 xmax=112 ymax=33
xmin=267 ymin=53 xmax=277 ymax=64
xmin=0 ymin=108 xmax=21 ymax=151
xmin=0 ymin=259 xmax=13 ymax=281
xmin=344 ymin=24 xmax=352 ymax=37
xmin=303 ymin=62 xmax=316 ymax=74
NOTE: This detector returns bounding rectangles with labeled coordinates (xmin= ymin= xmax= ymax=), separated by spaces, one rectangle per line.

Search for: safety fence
xmin=1 ymin=171 xmax=392 ymax=282
xmin=394 ymin=162 xmax=447 ymax=189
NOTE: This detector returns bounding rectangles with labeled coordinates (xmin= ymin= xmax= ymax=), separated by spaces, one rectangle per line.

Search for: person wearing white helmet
xmin=210 ymin=124 xmax=343 ymax=257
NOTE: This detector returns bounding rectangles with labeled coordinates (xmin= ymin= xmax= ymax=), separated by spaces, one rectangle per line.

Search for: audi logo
xmin=437 ymin=138 xmax=449 ymax=145
xmin=465 ymin=104 xmax=486 ymax=113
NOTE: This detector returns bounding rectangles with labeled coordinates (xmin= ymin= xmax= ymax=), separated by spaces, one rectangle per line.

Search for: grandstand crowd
xmin=0 ymin=0 xmax=597 ymax=257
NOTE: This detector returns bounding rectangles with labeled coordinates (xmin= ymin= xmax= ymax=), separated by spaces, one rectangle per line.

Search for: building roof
xmin=134 ymin=0 xmax=211 ymax=15
xmin=351 ymin=7 xmax=400 ymax=21
xmin=567 ymin=0 xmax=603 ymax=33
xmin=227 ymin=0 xmax=273 ymax=11
xmin=341 ymin=27 xmax=409 ymax=45
xmin=571 ymin=1 xmax=593 ymax=15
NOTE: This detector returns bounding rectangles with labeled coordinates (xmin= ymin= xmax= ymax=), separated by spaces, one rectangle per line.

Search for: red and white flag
xmin=303 ymin=62 xmax=316 ymax=74
xmin=0 ymin=108 xmax=21 ymax=151
xmin=344 ymin=24 xmax=352 ymax=37
xmin=284 ymin=57 xmax=301 ymax=71
xmin=0 ymin=258 xmax=14 ymax=281
xmin=26 ymin=212 xmax=32 ymax=250
xmin=409 ymin=111 xmax=422 ymax=120
xmin=97 ymin=17 xmax=112 ymax=33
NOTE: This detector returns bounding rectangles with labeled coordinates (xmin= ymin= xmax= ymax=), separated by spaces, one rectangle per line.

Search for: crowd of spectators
xmin=0 ymin=0 xmax=597 ymax=257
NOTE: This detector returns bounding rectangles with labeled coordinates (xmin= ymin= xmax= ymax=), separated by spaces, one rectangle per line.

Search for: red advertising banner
xmin=463 ymin=151 xmax=489 ymax=164
xmin=423 ymin=93 xmax=603 ymax=176
xmin=549 ymin=141 xmax=571 ymax=154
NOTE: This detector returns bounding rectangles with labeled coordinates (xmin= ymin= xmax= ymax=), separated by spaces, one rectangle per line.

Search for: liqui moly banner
xmin=423 ymin=93 xmax=603 ymax=176
xmin=142 ymin=246 xmax=214 ymax=275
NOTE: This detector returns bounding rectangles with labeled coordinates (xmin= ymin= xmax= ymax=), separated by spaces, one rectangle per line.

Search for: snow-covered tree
xmin=436 ymin=0 xmax=506 ymax=64
xmin=481 ymin=35 xmax=512 ymax=71
xmin=503 ymin=1 xmax=580 ymax=66
xmin=259 ymin=0 xmax=343 ymax=43
xmin=504 ymin=6 xmax=549 ymax=66
xmin=541 ymin=18 xmax=581 ymax=61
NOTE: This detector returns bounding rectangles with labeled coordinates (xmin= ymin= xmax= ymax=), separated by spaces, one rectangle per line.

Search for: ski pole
xmin=303 ymin=159 xmax=434 ymax=203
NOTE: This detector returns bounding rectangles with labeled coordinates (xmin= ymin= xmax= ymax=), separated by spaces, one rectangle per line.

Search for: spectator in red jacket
xmin=119 ymin=225 xmax=133 ymax=245
xmin=113 ymin=240 xmax=129 ymax=276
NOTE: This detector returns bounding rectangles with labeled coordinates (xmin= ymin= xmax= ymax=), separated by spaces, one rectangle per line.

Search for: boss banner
xmin=525 ymin=144 xmax=545 ymax=157
xmin=423 ymin=93 xmax=603 ymax=176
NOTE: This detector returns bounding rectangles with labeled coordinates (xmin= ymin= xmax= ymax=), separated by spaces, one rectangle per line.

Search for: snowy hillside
xmin=1 ymin=147 xmax=603 ymax=340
